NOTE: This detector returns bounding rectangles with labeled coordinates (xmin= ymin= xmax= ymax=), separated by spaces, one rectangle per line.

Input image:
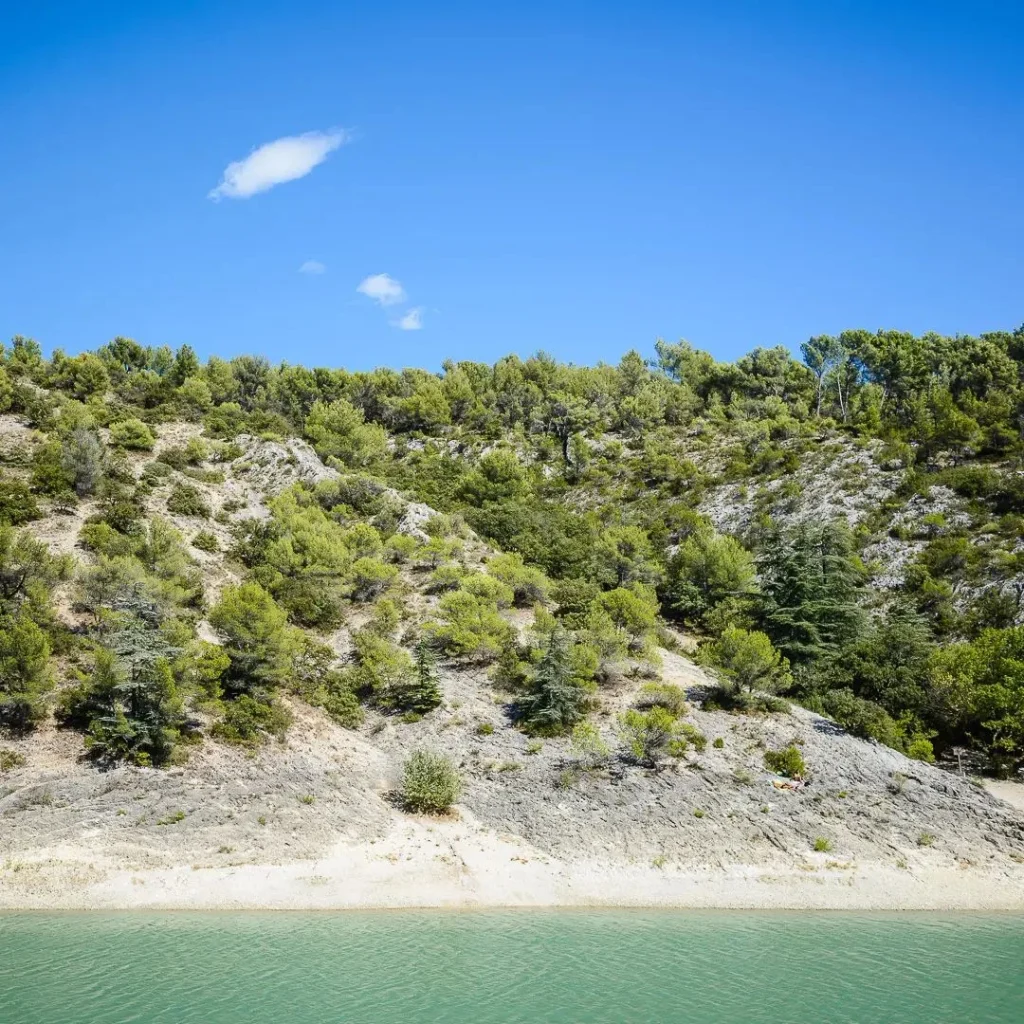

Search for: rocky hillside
xmin=1 ymin=412 xmax=1023 ymax=909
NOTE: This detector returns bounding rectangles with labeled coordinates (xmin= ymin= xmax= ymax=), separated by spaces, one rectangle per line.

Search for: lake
xmin=1 ymin=910 xmax=1021 ymax=1023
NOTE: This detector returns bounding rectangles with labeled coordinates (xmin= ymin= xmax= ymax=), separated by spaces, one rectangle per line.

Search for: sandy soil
xmin=3 ymin=812 xmax=1023 ymax=912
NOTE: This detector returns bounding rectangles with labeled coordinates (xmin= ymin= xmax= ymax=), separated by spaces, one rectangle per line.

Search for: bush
xmin=109 ymin=418 xmax=155 ymax=450
xmin=635 ymin=682 xmax=688 ymax=716
xmin=699 ymin=627 xmax=791 ymax=698
xmin=213 ymin=695 xmax=293 ymax=745
xmin=384 ymin=534 xmax=419 ymax=563
xmin=192 ymin=530 xmax=219 ymax=552
xmin=166 ymin=482 xmax=211 ymax=518
xmin=764 ymin=744 xmax=806 ymax=778
xmin=425 ymin=591 xmax=514 ymax=662
xmin=402 ymin=750 xmax=462 ymax=813
xmin=486 ymin=552 xmax=550 ymax=607
xmin=906 ymin=737 xmax=936 ymax=762
xmin=0 ymin=748 xmax=26 ymax=771
xmin=209 ymin=583 xmax=297 ymax=696
xmin=813 ymin=837 xmax=833 ymax=852
xmin=676 ymin=721 xmax=707 ymax=752
xmin=0 ymin=477 xmax=41 ymax=526
xmin=349 ymin=556 xmax=398 ymax=602
xmin=618 ymin=706 xmax=685 ymax=766
xmin=427 ymin=562 xmax=465 ymax=592
xmin=801 ymin=688 xmax=904 ymax=748
xmin=309 ymin=677 xmax=364 ymax=729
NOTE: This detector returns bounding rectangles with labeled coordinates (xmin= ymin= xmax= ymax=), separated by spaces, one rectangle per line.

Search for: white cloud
xmin=299 ymin=260 xmax=326 ymax=274
xmin=357 ymin=273 xmax=406 ymax=306
xmin=393 ymin=307 xmax=424 ymax=331
xmin=208 ymin=129 xmax=348 ymax=200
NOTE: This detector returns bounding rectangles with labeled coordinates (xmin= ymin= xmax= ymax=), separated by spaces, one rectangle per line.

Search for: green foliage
xmin=166 ymin=482 xmax=211 ymax=518
xmin=617 ymin=706 xmax=686 ymax=766
xmin=212 ymin=694 xmax=293 ymax=746
xmin=592 ymin=525 xmax=661 ymax=588
xmin=519 ymin=628 xmax=593 ymax=735
xmin=350 ymin=629 xmax=415 ymax=706
xmin=349 ymin=556 xmax=398 ymax=602
xmin=570 ymin=721 xmax=610 ymax=767
xmin=635 ymin=682 xmax=689 ymax=716
xmin=304 ymin=398 xmax=387 ymax=468
xmin=192 ymin=530 xmax=219 ymax=552
xmin=12 ymin=323 xmax=1024 ymax=775
xmin=0 ymin=747 xmax=26 ymax=771
xmin=486 ymin=551 xmax=550 ymax=607
xmin=401 ymin=638 xmax=443 ymax=714
xmin=666 ymin=527 xmax=756 ymax=627
xmin=109 ymin=418 xmax=155 ymax=450
xmin=928 ymin=626 xmax=1024 ymax=774
xmin=209 ymin=583 xmax=297 ymax=698
xmin=759 ymin=521 xmax=865 ymax=664
xmin=61 ymin=648 xmax=184 ymax=766
xmin=699 ymin=627 xmax=791 ymax=702
xmin=401 ymin=749 xmax=462 ymax=813
xmin=425 ymin=590 xmax=514 ymax=662
xmin=0 ymin=475 xmax=41 ymax=526
xmin=764 ymin=745 xmax=806 ymax=778
xmin=0 ymin=610 xmax=52 ymax=731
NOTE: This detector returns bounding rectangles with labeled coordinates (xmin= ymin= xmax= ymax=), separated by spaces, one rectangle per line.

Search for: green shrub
xmin=310 ymin=678 xmax=364 ymax=729
xmin=384 ymin=534 xmax=419 ymax=563
xmin=813 ymin=837 xmax=833 ymax=852
xmin=349 ymin=556 xmax=398 ymax=602
xmin=713 ymin=737 xmax=724 ymax=749
xmin=764 ymin=744 xmax=806 ymax=778
xmin=192 ymin=530 xmax=219 ymax=552
xmin=635 ymin=682 xmax=688 ymax=716
xmin=677 ymin=721 xmax=707 ymax=752
xmin=519 ymin=628 xmax=594 ymax=736
xmin=427 ymin=562 xmax=465 ymax=592
xmin=906 ymin=737 xmax=936 ymax=762
xmin=486 ymin=552 xmax=550 ymax=607
xmin=0 ymin=748 xmax=26 ymax=771
xmin=166 ymin=482 xmax=211 ymax=518
xmin=0 ymin=477 xmax=41 ymax=526
xmin=425 ymin=591 xmax=514 ymax=662
xmin=618 ymin=706 xmax=684 ymax=766
xmin=476 ymin=722 xmax=494 ymax=736
xmin=699 ymin=627 xmax=791 ymax=699
xmin=109 ymin=418 xmax=155 ymax=451
xmin=401 ymin=750 xmax=462 ymax=813
xmin=212 ymin=695 xmax=293 ymax=745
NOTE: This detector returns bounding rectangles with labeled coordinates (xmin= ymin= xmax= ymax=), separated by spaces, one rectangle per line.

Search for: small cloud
xmin=299 ymin=260 xmax=326 ymax=274
xmin=393 ymin=307 xmax=424 ymax=331
xmin=209 ymin=129 xmax=348 ymax=200
xmin=357 ymin=273 xmax=406 ymax=306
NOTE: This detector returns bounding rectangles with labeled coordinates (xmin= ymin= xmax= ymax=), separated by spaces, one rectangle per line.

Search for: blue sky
xmin=1 ymin=1 xmax=1021 ymax=370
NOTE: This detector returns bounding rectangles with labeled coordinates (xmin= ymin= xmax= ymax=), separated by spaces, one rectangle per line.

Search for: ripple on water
xmin=0 ymin=910 xmax=1022 ymax=1024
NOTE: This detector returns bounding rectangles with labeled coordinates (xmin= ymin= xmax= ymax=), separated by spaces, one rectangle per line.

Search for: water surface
xmin=1 ymin=910 xmax=1021 ymax=1023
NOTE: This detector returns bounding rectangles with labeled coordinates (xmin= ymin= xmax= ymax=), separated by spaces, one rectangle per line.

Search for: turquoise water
xmin=1 ymin=911 xmax=1021 ymax=1023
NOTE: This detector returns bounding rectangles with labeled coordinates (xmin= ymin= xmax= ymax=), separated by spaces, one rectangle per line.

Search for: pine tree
xmin=405 ymin=638 xmax=443 ymax=713
xmin=759 ymin=522 xmax=865 ymax=665
xmin=519 ymin=627 xmax=591 ymax=735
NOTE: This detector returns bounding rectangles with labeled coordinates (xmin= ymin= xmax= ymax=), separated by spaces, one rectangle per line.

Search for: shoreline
xmin=3 ymin=821 xmax=1024 ymax=913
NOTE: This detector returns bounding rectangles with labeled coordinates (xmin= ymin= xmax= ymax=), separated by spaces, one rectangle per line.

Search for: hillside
xmin=2 ymin=330 xmax=1024 ymax=908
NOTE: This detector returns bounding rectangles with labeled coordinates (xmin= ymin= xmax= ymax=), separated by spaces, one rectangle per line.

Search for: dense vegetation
xmin=2 ymin=325 xmax=1024 ymax=775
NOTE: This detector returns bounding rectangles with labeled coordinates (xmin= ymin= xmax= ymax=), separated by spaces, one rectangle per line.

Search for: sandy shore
xmin=4 ymin=811 xmax=1024 ymax=912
